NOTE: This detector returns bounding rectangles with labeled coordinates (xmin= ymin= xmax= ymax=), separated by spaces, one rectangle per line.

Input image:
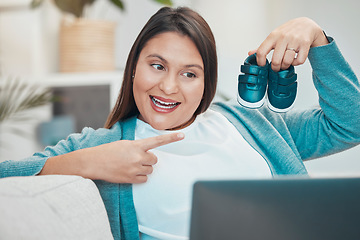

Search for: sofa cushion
xmin=0 ymin=175 xmax=113 ymax=239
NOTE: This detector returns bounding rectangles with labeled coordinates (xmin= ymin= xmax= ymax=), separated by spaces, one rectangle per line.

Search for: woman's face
xmin=133 ymin=32 xmax=205 ymax=130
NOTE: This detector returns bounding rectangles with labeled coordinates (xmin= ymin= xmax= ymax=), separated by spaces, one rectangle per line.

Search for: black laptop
xmin=189 ymin=177 xmax=360 ymax=240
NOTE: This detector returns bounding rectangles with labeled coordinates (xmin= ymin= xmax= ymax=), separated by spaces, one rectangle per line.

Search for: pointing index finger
xmin=138 ymin=132 xmax=185 ymax=151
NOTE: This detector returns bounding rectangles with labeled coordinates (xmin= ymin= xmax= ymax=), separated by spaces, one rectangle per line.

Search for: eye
xmin=183 ymin=72 xmax=197 ymax=78
xmin=151 ymin=64 xmax=165 ymax=71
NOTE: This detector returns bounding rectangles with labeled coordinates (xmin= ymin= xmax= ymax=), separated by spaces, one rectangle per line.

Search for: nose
xmin=159 ymin=74 xmax=179 ymax=95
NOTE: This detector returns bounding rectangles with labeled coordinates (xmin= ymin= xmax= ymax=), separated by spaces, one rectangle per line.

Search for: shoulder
xmin=210 ymin=100 xmax=292 ymax=132
xmin=68 ymin=122 xmax=124 ymax=149
xmin=211 ymin=100 xmax=274 ymax=120
xmin=78 ymin=116 xmax=138 ymax=148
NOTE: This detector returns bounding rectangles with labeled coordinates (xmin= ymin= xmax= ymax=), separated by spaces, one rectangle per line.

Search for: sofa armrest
xmin=0 ymin=175 xmax=113 ymax=240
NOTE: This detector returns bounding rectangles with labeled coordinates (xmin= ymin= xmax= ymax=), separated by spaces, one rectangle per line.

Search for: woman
xmin=1 ymin=6 xmax=360 ymax=240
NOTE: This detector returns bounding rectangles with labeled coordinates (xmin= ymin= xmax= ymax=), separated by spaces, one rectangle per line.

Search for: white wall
xmin=1 ymin=0 xmax=360 ymax=176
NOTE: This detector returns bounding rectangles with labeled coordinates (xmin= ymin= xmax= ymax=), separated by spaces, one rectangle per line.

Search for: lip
xmin=149 ymin=95 xmax=181 ymax=113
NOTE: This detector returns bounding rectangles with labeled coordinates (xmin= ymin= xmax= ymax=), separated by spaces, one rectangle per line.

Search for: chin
xmin=149 ymin=120 xmax=181 ymax=131
xmin=151 ymin=124 xmax=173 ymax=131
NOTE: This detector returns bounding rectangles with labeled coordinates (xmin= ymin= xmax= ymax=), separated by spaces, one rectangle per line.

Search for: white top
xmin=133 ymin=110 xmax=272 ymax=240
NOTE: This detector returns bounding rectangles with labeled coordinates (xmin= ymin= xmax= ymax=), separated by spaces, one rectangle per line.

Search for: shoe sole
xmin=267 ymin=98 xmax=295 ymax=113
xmin=237 ymin=92 xmax=266 ymax=109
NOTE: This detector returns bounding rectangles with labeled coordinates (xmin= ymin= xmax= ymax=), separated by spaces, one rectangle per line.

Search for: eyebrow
xmin=146 ymin=54 xmax=204 ymax=71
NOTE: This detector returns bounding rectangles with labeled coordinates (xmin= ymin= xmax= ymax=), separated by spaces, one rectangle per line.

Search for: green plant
xmin=0 ymin=77 xmax=52 ymax=124
xmin=0 ymin=77 xmax=52 ymax=151
xmin=30 ymin=0 xmax=173 ymax=18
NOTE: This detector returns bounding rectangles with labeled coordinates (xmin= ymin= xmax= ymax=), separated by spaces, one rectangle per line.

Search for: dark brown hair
xmin=104 ymin=7 xmax=217 ymax=129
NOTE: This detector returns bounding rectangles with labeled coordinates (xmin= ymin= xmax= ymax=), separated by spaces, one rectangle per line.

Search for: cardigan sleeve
xmin=283 ymin=38 xmax=360 ymax=160
xmin=0 ymin=127 xmax=99 ymax=178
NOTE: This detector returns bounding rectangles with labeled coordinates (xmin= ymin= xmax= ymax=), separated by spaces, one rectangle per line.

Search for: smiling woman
xmin=1 ymin=5 xmax=360 ymax=240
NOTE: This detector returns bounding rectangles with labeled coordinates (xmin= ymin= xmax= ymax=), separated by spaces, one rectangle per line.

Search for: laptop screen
xmin=189 ymin=178 xmax=360 ymax=240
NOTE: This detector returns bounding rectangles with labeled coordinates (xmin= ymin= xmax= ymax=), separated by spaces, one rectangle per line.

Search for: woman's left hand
xmin=249 ymin=17 xmax=329 ymax=71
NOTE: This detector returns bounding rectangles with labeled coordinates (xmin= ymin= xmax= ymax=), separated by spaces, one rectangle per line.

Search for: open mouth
xmin=150 ymin=95 xmax=181 ymax=110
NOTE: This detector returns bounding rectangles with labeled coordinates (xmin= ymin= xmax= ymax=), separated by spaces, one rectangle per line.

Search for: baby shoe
xmin=267 ymin=65 xmax=297 ymax=112
xmin=237 ymin=54 xmax=269 ymax=108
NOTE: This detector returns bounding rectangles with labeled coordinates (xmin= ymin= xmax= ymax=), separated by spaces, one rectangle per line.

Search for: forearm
xmin=0 ymin=157 xmax=48 ymax=178
xmin=311 ymin=29 xmax=329 ymax=48
xmin=310 ymin=37 xmax=360 ymax=132
xmin=38 ymin=146 xmax=110 ymax=181
xmin=38 ymin=149 xmax=91 ymax=178
xmin=1 ymin=130 xmax=89 ymax=179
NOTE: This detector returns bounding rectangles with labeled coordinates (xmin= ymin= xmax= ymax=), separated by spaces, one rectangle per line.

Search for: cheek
xmin=133 ymin=71 xmax=155 ymax=98
xmin=186 ymin=80 xmax=205 ymax=104
xmin=132 ymin=79 xmax=149 ymax=111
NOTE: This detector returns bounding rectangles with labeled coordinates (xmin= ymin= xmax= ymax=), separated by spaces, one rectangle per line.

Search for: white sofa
xmin=0 ymin=175 xmax=113 ymax=240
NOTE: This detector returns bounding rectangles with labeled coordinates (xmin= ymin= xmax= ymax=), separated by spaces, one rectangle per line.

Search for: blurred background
xmin=0 ymin=0 xmax=359 ymax=176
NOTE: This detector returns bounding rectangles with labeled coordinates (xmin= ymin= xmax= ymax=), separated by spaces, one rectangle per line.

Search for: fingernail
xmin=177 ymin=132 xmax=185 ymax=139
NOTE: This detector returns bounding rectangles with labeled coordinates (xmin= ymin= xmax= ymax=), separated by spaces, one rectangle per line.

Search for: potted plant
xmin=0 ymin=76 xmax=52 ymax=150
xmin=30 ymin=0 xmax=172 ymax=72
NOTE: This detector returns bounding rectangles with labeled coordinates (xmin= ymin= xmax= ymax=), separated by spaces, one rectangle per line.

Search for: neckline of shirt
xmin=135 ymin=111 xmax=210 ymax=136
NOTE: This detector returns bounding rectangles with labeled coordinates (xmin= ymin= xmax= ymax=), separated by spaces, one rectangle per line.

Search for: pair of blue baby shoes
xmin=237 ymin=53 xmax=297 ymax=112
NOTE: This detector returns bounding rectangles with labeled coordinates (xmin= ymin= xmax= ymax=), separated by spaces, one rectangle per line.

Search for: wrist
xmin=311 ymin=29 xmax=330 ymax=48
xmin=78 ymin=147 xmax=99 ymax=180
xmin=39 ymin=151 xmax=88 ymax=177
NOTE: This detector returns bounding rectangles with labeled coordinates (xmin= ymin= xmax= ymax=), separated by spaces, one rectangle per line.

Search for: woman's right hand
xmin=39 ymin=132 xmax=184 ymax=184
xmin=87 ymin=132 xmax=184 ymax=183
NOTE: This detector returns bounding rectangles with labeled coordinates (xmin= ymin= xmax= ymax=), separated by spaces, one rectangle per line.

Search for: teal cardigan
xmin=1 ymin=39 xmax=360 ymax=240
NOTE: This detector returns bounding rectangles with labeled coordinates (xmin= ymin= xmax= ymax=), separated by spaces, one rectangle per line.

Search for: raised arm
xmin=283 ymin=38 xmax=360 ymax=160
xmin=248 ymin=17 xmax=360 ymax=159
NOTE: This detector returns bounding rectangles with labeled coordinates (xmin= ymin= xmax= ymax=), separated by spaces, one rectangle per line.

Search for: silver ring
xmin=286 ymin=48 xmax=297 ymax=52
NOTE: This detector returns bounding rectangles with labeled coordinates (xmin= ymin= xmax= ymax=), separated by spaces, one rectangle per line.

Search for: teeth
xmin=151 ymin=96 xmax=179 ymax=109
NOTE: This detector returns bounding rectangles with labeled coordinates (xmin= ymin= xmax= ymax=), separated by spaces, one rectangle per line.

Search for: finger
xmin=270 ymin=40 xmax=288 ymax=72
xmin=133 ymin=175 xmax=148 ymax=184
xmin=256 ymin=38 xmax=275 ymax=66
xmin=256 ymin=41 xmax=273 ymax=66
xmin=142 ymin=151 xmax=158 ymax=166
xmin=138 ymin=132 xmax=185 ymax=151
xmin=248 ymin=48 xmax=257 ymax=56
xmin=138 ymin=165 xmax=154 ymax=175
xmin=281 ymin=49 xmax=297 ymax=70
xmin=292 ymin=45 xmax=310 ymax=66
